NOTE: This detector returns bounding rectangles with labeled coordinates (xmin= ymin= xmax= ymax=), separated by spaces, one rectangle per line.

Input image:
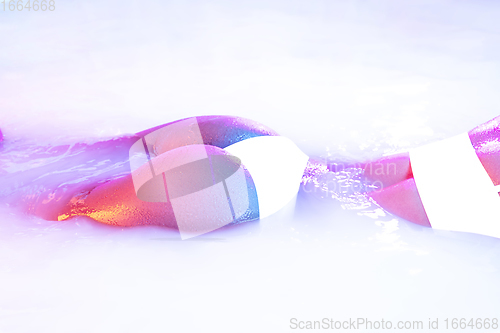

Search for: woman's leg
xmin=369 ymin=178 xmax=430 ymax=227
xmin=362 ymin=152 xmax=413 ymax=188
xmin=0 ymin=135 xmax=139 ymax=220
xmin=366 ymin=115 xmax=500 ymax=227
xmin=358 ymin=152 xmax=430 ymax=226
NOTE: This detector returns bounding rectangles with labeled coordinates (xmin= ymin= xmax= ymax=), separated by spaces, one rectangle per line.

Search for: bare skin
xmin=364 ymin=116 xmax=500 ymax=227
xmin=3 ymin=115 xmax=500 ymax=231
xmin=0 ymin=116 xmax=269 ymax=229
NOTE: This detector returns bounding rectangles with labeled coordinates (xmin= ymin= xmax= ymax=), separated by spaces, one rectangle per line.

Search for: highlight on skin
xmin=364 ymin=115 xmax=500 ymax=228
xmin=0 ymin=116 xmax=270 ymax=232
xmin=2 ymin=115 xmax=500 ymax=234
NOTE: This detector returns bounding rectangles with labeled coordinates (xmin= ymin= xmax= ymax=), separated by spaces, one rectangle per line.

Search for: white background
xmin=1 ymin=1 xmax=500 ymax=332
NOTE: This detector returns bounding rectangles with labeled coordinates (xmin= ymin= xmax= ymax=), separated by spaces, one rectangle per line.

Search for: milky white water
xmin=1 ymin=1 xmax=500 ymax=332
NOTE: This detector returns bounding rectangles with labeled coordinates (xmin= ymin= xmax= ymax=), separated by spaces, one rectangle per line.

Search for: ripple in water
xmin=301 ymin=159 xmax=389 ymax=217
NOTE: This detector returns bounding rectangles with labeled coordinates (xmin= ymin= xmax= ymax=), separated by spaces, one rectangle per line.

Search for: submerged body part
xmin=2 ymin=115 xmax=500 ymax=239
xmin=0 ymin=116 xmax=308 ymax=239
xmin=364 ymin=116 xmax=500 ymax=238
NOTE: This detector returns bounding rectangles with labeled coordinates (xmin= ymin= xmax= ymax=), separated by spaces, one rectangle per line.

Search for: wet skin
xmin=0 ymin=116 xmax=274 ymax=228
xmin=2 ymin=115 xmax=500 ymax=230
xmin=365 ymin=116 xmax=500 ymax=227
